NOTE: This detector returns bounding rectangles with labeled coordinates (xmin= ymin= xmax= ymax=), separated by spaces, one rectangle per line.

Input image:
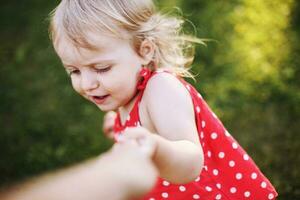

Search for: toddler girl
xmin=49 ymin=0 xmax=278 ymax=199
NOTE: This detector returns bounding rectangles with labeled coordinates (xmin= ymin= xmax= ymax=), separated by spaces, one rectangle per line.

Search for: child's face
xmin=55 ymin=32 xmax=148 ymax=112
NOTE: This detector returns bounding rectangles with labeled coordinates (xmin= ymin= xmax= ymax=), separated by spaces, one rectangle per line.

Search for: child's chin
xmin=95 ymin=104 xmax=116 ymax=112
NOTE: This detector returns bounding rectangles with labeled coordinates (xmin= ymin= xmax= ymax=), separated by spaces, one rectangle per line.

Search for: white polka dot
xmin=142 ymin=71 xmax=148 ymax=76
xmin=230 ymin=187 xmax=237 ymax=193
xmin=193 ymin=194 xmax=200 ymax=199
xmin=235 ymin=173 xmax=243 ymax=180
xmin=218 ymin=152 xmax=225 ymax=159
xmin=225 ymin=130 xmax=230 ymax=137
xmin=207 ymin=151 xmax=211 ymax=158
xmin=197 ymin=93 xmax=202 ymax=99
xmin=229 ymin=160 xmax=235 ymax=167
xmin=244 ymin=191 xmax=251 ymax=197
xmin=251 ymin=172 xmax=257 ymax=179
xmin=211 ymin=132 xmax=218 ymax=139
xmin=161 ymin=192 xmax=168 ymax=198
xmin=179 ymin=185 xmax=186 ymax=192
xmin=213 ymin=169 xmax=219 ymax=176
xmin=216 ymin=183 xmax=221 ymax=189
xmin=195 ymin=176 xmax=200 ymax=182
xmin=261 ymin=181 xmax=267 ymax=188
xmin=232 ymin=142 xmax=238 ymax=149
xmin=162 ymin=181 xmax=170 ymax=186
xmin=149 ymin=198 xmax=155 ymax=200
xmin=201 ymin=120 xmax=206 ymax=128
xmin=243 ymin=154 xmax=249 ymax=160
xmin=196 ymin=106 xmax=201 ymax=113
xmin=215 ymin=194 xmax=222 ymax=199
xmin=203 ymin=165 xmax=208 ymax=171
xmin=200 ymin=131 xmax=204 ymax=139
xmin=205 ymin=186 xmax=212 ymax=192
xmin=268 ymin=193 xmax=275 ymax=199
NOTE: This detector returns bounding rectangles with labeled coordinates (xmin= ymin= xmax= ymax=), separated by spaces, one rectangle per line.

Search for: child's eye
xmin=95 ymin=66 xmax=111 ymax=73
xmin=69 ymin=69 xmax=80 ymax=76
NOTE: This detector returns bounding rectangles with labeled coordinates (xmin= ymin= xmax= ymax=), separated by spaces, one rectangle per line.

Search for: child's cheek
xmin=100 ymin=77 xmax=117 ymax=92
xmin=71 ymin=77 xmax=83 ymax=95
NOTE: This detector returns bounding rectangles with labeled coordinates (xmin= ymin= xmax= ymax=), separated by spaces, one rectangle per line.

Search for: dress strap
xmin=113 ymin=67 xmax=154 ymax=136
xmin=137 ymin=67 xmax=153 ymax=90
xmin=113 ymin=67 xmax=174 ymax=140
xmin=135 ymin=67 xmax=175 ymax=105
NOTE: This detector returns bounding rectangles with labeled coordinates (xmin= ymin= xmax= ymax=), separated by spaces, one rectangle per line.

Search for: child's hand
xmin=102 ymin=111 xmax=117 ymax=140
xmin=117 ymin=127 xmax=158 ymax=158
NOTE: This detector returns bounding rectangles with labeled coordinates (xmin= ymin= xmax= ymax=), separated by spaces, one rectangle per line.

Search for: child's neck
xmin=118 ymin=92 xmax=140 ymax=126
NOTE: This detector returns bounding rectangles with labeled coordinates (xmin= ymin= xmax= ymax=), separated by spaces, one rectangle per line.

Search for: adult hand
xmin=0 ymin=134 xmax=158 ymax=200
xmin=105 ymin=133 xmax=159 ymax=199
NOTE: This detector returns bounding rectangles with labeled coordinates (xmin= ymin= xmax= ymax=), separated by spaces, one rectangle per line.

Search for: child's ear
xmin=139 ymin=38 xmax=155 ymax=65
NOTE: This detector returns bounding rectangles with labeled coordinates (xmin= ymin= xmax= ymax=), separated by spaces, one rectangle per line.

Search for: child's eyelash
xmin=95 ymin=66 xmax=111 ymax=73
xmin=66 ymin=66 xmax=112 ymax=76
xmin=68 ymin=69 xmax=80 ymax=76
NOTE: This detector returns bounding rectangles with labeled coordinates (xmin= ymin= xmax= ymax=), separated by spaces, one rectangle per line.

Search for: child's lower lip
xmin=91 ymin=95 xmax=109 ymax=104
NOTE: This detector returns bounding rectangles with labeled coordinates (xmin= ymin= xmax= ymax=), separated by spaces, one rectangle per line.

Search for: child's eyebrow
xmin=82 ymin=59 xmax=115 ymax=67
xmin=62 ymin=59 xmax=114 ymax=68
xmin=62 ymin=64 xmax=76 ymax=69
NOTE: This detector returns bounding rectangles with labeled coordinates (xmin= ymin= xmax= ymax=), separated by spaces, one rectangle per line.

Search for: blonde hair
xmin=49 ymin=0 xmax=203 ymax=78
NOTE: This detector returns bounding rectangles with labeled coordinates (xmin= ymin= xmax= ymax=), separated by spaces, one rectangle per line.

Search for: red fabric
xmin=113 ymin=68 xmax=278 ymax=200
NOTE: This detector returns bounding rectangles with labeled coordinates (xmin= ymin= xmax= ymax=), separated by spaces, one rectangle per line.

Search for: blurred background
xmin=0 ymin=0 xmax=299 ymax=199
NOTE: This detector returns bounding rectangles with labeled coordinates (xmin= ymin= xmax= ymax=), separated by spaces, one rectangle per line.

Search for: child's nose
xmin=81 ymin=72 xmax=99 ymax=91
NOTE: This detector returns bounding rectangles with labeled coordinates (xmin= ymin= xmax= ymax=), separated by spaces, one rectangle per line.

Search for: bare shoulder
xmin=145 ymin=72 xmax=188 ymax=96
xmin=143 ymin=72 xmax=200 ymax=144
xmin=143 ymin=73 xmax=193 ymax=111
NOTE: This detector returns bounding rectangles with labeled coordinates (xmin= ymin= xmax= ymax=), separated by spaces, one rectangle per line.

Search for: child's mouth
xmin=91 ymin=95 xmax=109 ymax=104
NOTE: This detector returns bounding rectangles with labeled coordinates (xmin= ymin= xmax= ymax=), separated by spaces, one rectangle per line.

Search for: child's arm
xmin=123 ymin=73 xmax=204 ymax=184
xmin=0 ymin=140 xmax=158 ymax=200
xmin=152 ymin=134 xmax=203 ymax=184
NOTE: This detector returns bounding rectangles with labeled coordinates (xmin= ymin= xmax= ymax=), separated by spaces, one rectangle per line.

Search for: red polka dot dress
xmin=113 ymin=68 xmax=278 ymax=200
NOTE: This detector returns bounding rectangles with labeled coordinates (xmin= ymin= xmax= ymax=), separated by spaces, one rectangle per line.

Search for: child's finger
xmin=107 ymin=131 xmax=115 ymax=140
xmin=103 ymin=111 xmax=116 ymax=123
xmin=102 ymin=112 xmax=117 ymax=139
xmin=103 ymin=126 xmax=114 ymax=139
xmin=103 ymin=118 xmax=114 ymax=131
xmin=103 ymin=123 xmax=113 ymax=132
